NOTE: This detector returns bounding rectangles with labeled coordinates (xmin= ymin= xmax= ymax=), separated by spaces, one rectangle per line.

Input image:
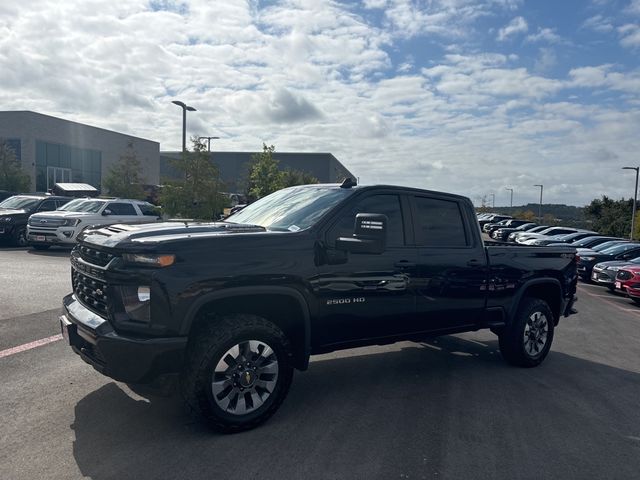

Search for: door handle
xmin=394 ymin=260 xmax=415 ymax=269
xmin=467 ymin=259 xmax=482 ymax=267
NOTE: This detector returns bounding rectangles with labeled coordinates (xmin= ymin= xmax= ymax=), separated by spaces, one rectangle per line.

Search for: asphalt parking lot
xmin=1 ymin=248 xmax=640 ymax=480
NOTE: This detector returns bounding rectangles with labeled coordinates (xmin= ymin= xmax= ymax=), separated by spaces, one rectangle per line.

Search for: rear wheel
xmin=499 ymin=298 xmax=555 ymax=367
xmin=181 ymin=314 xmax=293 ymax=433
xmin=31 ymin=245 xmax=50 ymax=250
xmin=631 ymin=298 xmax=640 ymax=306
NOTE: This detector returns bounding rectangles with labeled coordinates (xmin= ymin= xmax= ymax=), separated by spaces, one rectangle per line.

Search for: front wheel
xmin=499 ymin=298 xmax=555 ymax=367
xmin=13 ymin=227 xmax=27 ymax=247
xmin=181 ymin=314 xmax=293 ymax=433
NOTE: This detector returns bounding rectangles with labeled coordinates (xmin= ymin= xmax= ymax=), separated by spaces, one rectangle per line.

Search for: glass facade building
xmin=35 ymin=140 xmax=101 ymax=192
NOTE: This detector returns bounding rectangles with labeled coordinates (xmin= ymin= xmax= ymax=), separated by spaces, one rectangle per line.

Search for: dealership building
xmin=0 ymin=111 xmax=160 ymax=193
xmin=0 ymin=111 xmax=355 ymax=195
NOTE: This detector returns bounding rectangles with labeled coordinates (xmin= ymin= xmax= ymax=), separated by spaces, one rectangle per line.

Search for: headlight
xmin=61 ymin=218 xmax=81 ymax=227
xmin=123 ymin=253 xmax=175 ymax=267
xmin=1 ymin=217 xmax=13 ymax=223
xmin=119 ymin=285 xmax=151 ymax=323
xmin=607 ymin=266 xmax=620 ymax=272
xmin=581 ymin=256 xmax=595 ymax=261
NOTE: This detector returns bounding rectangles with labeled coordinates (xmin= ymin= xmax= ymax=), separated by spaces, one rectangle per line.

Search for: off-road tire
xmin=499 ymin=297 xmax=555 ymax=368
xmin=181 ymin=314 xmax=294 ymax=433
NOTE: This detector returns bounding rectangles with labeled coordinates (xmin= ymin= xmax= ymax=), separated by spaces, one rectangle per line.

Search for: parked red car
xmin=615 ymin=266 xmax=640 ymax=305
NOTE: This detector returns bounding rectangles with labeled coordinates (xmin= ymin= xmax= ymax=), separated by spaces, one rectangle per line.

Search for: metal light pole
xmin=622 ymin=167 xmax=639 ymax=240
xmin=171 ymin=100 xmax=197 ymax=153
xmin=533 ymin=184 xmax=543 ymax=223
xmin=198 ymin=136 xmax=220 ymax=152
xmin=490 ymin=193 xmax=495 ymax=209
xmin=505 ymin=188 xmax=513 ymax=208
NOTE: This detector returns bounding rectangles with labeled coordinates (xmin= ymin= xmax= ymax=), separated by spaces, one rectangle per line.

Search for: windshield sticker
xmin=288 ymin=225 xmax=301 ymax=232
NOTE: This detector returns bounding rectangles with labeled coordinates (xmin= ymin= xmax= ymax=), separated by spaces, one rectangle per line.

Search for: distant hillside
xmin=479 ymin=204 xmax=589 ymax=228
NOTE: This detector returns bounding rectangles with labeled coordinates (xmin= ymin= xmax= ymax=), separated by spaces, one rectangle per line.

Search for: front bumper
xmin=27 ymin=226 xmax=77 ymax=245
xmin=60 ymin=293 xmax=187 ymax=383
xmin=590 ymin=269 xmax=616 ymax=286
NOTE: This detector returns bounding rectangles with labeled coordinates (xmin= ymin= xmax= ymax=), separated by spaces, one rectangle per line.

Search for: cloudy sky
xmin=1 ymin=0 xmax=639 ymax=206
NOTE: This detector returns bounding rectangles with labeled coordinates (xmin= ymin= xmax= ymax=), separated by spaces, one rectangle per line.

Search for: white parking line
xmin=0 ymin=334 xmax=63 ymax=359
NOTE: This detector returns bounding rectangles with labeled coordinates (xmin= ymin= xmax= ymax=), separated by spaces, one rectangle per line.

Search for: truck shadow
xmin=70 ymin=336 xmax=640 ymax=480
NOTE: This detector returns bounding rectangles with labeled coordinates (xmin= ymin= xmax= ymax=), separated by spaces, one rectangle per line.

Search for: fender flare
xmin=508 ymin=278 xmax=562 ymax=324
xmin=181 ymin=285 xmax=312 ymax=369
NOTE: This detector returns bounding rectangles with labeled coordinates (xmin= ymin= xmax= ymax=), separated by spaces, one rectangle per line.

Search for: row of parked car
xmin=0 ymin=193 xmax=160 ymax=249
xmin=478 ymin=212 xmax=640 ymax=305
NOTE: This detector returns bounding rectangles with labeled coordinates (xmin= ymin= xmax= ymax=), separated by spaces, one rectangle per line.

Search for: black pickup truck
xmin=60 ymin=182 xmax=578 ymax=432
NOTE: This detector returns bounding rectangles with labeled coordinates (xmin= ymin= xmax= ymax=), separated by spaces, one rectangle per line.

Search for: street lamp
xmin=505 ymin=188 xmax=513 ymax=208
xmin=489 ymin=193 xmax=495 ymax=209
xmin=198 ymin=136 xmax=220 ymax=152
xmin=533 ymin=184 xmax=543 ymax=223
xmin=172 ymin=100 xmax=196 ymax=153
xmin=622 ymin=167 xmax=639 ymax=240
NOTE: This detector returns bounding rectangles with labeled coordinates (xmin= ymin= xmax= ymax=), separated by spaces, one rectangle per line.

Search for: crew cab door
xmin=312 ymin=192 xmax=417 ymax=346
xmin=410 ymin=195 xmax=487 ymax=332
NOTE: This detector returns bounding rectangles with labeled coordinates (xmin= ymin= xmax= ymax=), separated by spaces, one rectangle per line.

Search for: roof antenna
xmin=340 ymin=177 xmax=357 ymax=189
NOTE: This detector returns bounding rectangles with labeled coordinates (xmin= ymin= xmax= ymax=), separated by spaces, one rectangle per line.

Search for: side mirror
xmin=102 ymin=209 xmax=112 ymax=216
xmin=336 ymin=213 xmax=388 ymax=255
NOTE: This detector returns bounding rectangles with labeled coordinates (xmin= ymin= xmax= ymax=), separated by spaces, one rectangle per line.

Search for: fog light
xmin=137 ymin=286 xmax=150 ymax=302
xmin=120 ymin=285 xmax=151 ymax=323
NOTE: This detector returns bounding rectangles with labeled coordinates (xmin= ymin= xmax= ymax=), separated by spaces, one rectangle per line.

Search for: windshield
xmin=59 ymin=200 xmax=106 ymax=213
xmin=0 ymin=196 xmax=41 ymax=211
xmin=226 ymin=186 xmax=354 ymax=231
xmin=600 ymin=243 xmax=640 ymax=255
xmin=593 ymin=241 xmax=627 ymax=252
xmin=58 ymin=199 xmax=89 ymax=211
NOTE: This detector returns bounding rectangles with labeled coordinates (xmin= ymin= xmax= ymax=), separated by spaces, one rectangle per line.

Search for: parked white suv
xmin=27 ymin=198 xmax=161 ymax=249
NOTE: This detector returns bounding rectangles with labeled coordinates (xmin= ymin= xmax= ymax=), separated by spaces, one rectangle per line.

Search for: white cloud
xmin=534 ymin=47 xmax=557 ymax=73
xmin=582 ymin=14 xmax=614 ymax=33
xmin=526 ymin=27 xmax=563 ymax=44
xmin=619 ymin=23 xmax=640 ymax=48
xmin=497 ymin=16 xmax=528 ymax=41
xmin=0 ymin=0 xmax=638 ymax=206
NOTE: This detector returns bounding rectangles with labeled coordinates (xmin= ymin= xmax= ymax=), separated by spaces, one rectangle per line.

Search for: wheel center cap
xmin=239 ymin=370 xmax=255 ymax=388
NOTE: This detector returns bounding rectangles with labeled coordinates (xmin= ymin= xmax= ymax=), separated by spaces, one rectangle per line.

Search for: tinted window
xmin=329 ymin=194 xmax=405 ymax=247
xmin=38 ymin=200 xmax=57 ymax=212
xmin=138 ymin=202 xmax=160 ymax=216
xmin=108 ymin=203 xmax=137 ymax=215
xmin=55 ymin=199 xmax=72 ymax=209
xmin=414 ymin=196 xmax=468 ymax=247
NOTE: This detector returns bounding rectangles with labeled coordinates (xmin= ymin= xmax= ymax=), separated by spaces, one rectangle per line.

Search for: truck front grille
xmin=78 ymin=245 xmax=115 ymax=267
xmin=72 ymin=268 xmax=109 ymax=316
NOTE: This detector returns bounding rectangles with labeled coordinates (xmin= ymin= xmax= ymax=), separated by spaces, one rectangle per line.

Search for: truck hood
xmin=81 ymin=221 xmax=269 ymax=248
xmin=30 ymin=211 xmax=98 ymax=219
xmin=0 ymin=208 xmax=28 ymax=218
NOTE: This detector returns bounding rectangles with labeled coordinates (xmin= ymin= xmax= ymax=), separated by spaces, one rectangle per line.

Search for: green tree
xmin=281 ymin=168 xmax=319 ymax=188
xmin=0 ymin=139 xmax=30 ymax=191
xmin=247 ymin=144 xmax=283 ymax=200
xmin=246 ymin=144 xmax=321 ymax=200
xmin=160 ymin=136 xmax=227 ymax=219
xmin=584 ymin=195 xmax=634 ymax=238
xmin=103 ymin=141 xmax=145 ymax=199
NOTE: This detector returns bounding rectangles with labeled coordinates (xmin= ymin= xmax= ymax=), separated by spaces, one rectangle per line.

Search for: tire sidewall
xmin=501 ymin=298 xmax=555 ymax=367
xmin=194 ymin=325 xmax=293 ymax=429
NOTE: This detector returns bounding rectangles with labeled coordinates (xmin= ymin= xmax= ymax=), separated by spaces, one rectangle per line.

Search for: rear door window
xmin=413 ymin=196 xmax=469 ymax=247
xmin=108 ymin=203 xmax=137 ymax=216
